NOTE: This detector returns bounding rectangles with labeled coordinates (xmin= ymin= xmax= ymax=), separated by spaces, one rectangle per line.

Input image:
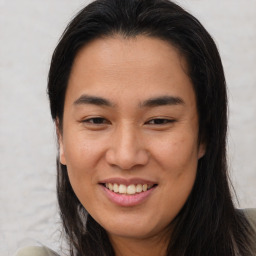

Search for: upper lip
xmin=99 ymin=177 xmax=157 ymax=186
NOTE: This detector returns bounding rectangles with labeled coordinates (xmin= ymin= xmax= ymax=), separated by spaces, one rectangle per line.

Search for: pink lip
xmin=100 ymin=184 xmax=157 ymax=207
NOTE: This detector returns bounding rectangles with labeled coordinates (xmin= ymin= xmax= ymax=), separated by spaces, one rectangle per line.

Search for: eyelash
xmin=81 ymin=117 xmax=175 ymax=126
xmin=145 ymin=118 xmax=175 ymax=125
xmin=82 ymin=117 xmax=110 ymax=125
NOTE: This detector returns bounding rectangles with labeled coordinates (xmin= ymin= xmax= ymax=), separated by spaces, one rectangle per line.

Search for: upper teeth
xmin=105 ymin=183 xmax=153 ymax=195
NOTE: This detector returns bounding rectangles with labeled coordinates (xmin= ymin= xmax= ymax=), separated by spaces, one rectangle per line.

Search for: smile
xmin=101 ymin=183 xmax=157 ymax=207
xmin=104 ymin=183 xmax=155 ymax=195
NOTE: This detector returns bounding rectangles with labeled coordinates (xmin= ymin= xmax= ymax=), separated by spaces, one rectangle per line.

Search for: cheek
xmin=64 ymin=133 xmax=103 ymax=168
xmin=154 ymin=134 xmax=199 ymax=173
xmin=152 ymin=132 xmax=199 ymax=205
xmin=157 ymin=136 xmax=198 ymax=217
xmin=63 ymin=140 xmax=98 ymax=206
xmin=62 ymin=134 xmax=106 ymax=195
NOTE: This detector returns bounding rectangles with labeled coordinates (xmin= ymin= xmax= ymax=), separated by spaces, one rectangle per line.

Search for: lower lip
xmin=101 ymin=185 xmax=156 ymax=207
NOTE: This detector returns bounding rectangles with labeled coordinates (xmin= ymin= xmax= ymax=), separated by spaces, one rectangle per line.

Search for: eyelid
xmin=145 ymin=117 xmax=176 ymax=125
xmin=81 ymin=117 xmax=111 ymax=125
xmin=80 ymin=116 xmax=176 ymax=126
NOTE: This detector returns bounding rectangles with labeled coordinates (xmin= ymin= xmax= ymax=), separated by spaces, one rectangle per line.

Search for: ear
xmin=56 ymin=120 xmax=67 ymax=165
xmin=198 ymin=141 xmax=206 ymax=159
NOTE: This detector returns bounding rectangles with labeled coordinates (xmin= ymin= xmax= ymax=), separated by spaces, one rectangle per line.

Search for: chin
xmin=96 ymin=214 xmax=172 ymax=240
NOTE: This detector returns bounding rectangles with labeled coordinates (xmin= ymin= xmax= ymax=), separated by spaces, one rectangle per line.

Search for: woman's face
xmin=59 ymin=36 xmax=205 ymax=240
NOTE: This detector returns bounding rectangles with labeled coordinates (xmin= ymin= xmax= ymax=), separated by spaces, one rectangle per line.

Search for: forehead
xmin=71 ymin=35 xmax=188 ymax=78
xmin=66 ymin=35 xmax=195 ymax=108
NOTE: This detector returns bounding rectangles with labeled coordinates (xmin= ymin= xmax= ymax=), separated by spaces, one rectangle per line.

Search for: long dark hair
xmin=47 ymin=0 xmax=255 ymax=255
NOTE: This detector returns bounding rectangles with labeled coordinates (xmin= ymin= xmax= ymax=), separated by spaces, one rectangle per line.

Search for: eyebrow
xmin=73 ymin=94 xmax=114 ymax=107
xmin=140 ymin=96 xmax=185 ymax=108
xmin=73 ymin=94 xmax=184 ymax=108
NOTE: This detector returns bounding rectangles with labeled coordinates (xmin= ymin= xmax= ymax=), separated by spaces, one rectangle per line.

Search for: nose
xmin=105 ymin=124 xmax=149 ymax=170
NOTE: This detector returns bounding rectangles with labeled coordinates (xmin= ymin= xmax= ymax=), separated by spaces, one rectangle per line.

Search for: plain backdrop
xmin=0 ymin=0 xmax=255 ymax=255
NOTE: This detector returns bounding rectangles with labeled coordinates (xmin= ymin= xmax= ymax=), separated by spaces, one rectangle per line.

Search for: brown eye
xmin=83 ymin=117 xmax=110 ymax=125
xmin=146 ymin=119 xmax=175 ymax=125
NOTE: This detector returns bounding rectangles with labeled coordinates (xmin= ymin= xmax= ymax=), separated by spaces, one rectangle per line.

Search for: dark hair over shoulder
xmin=47 ymin=0 xmax=255 ymax=255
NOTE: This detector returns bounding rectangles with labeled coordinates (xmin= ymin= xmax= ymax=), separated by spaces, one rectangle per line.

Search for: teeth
xmin=113 ymin=183 xmax=119 ymax=193
xmin=118 ymin=184 xmax=127 ymax=194
xmin=127 ymin=184 xmax=136 ymax=195
xmin=136 ymin=184 xmax=143 ymax=193
xmin=105 ymin=183 xmax=154 ymax=195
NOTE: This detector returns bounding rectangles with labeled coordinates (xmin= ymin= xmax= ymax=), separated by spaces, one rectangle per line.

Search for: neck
xmin=108 ymin=231 xmax=170 ymax=256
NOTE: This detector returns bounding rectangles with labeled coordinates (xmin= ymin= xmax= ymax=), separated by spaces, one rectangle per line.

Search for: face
xmin=59 ymin=36 xmax=205 ymax=241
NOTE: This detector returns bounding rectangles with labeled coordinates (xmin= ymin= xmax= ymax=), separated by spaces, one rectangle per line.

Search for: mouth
xmin=99 ymin=179 xmax=158 ymax=207
xmin=101 ymin=183 xmax=157 ymax=195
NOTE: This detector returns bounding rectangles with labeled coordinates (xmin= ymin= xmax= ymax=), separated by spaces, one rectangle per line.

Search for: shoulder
xmin=14 ymin=246 xmax=59 ymax=256
xmin=242 ymin=208 xmax=256 ymax=253
xmin=242 ymin=208 xmax=256 ymax=230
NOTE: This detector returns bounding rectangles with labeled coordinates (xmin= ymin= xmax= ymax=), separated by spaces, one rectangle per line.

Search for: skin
xmin=58 ymin=35 xmax=205 ymax=256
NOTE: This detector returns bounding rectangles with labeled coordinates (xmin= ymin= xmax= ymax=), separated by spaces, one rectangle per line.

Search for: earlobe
xmin=198 ymin=142 xmax=206 ymax=159
xmin=56 ymin=121 xmax=67 ymax=165
xmin=59 ymin=138 xmax=67 ymax=165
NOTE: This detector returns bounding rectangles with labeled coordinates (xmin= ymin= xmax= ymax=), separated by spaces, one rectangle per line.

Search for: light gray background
xmin=0 ymin=0 xmax=255 ymax=255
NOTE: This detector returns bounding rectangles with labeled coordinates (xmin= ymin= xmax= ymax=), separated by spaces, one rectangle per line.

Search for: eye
xmin=146 ymin=118 xmax=175 ymax=125
xmin=82 ymin=117 xmax=110 ymax=125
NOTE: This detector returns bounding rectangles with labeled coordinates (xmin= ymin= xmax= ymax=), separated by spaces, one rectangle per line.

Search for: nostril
xmin=105 ymin=147 xmax=149 ymax=170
